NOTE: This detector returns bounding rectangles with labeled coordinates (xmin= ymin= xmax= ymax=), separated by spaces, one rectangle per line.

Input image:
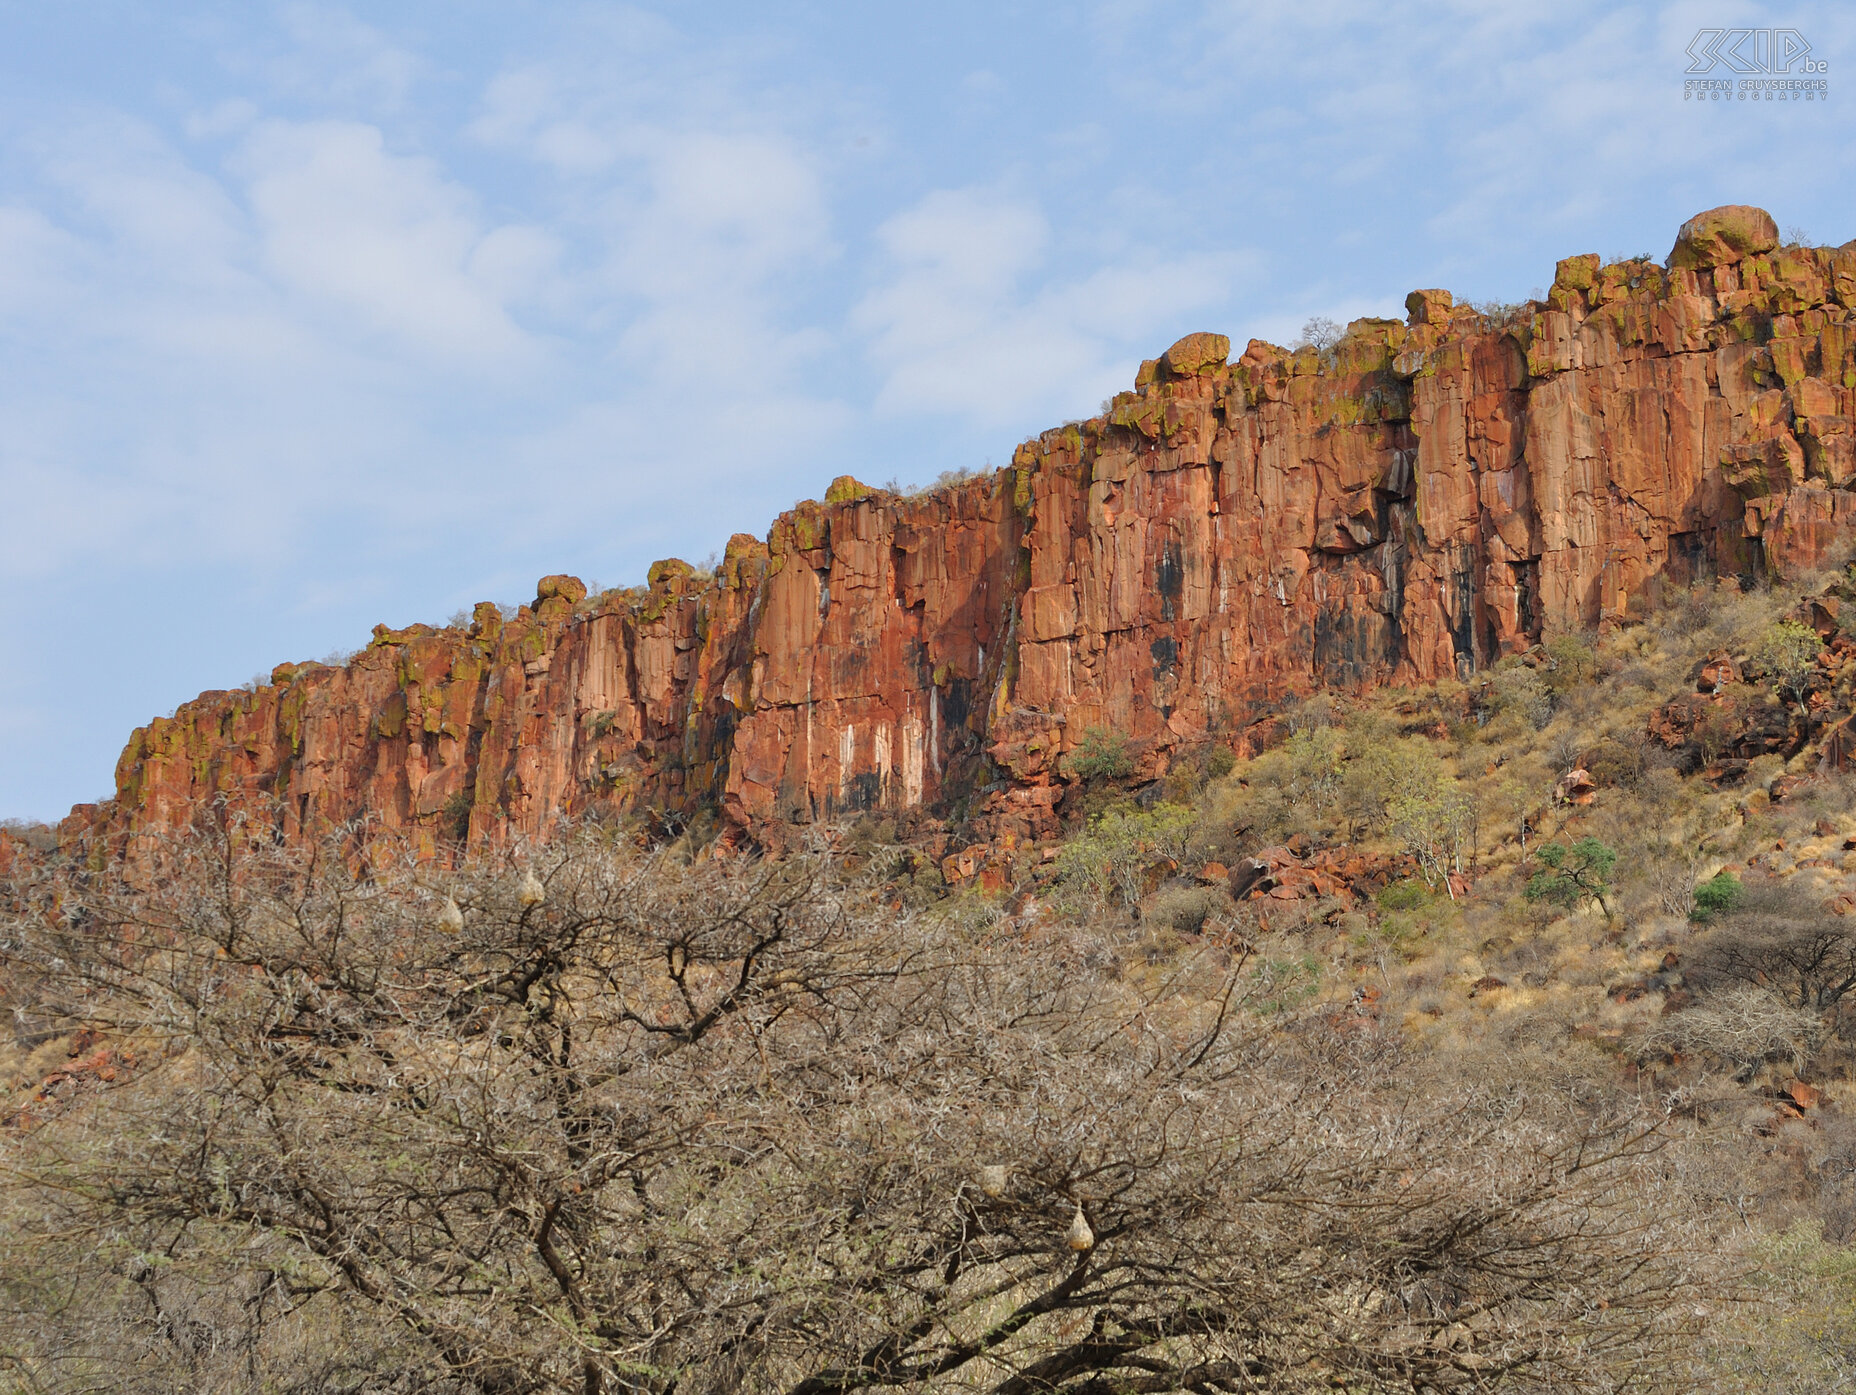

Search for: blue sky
xmin=1 ymin=0 xmax=1851 ymax=820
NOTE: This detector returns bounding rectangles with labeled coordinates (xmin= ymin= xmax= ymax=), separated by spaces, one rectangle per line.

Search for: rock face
xmin=62 ymin=207 xmax=1856 ymax=857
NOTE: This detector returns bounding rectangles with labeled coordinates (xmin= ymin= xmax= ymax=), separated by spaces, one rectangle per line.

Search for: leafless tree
xmin=1 ymin=816 xmax=1722 ymax=1393
xmin=1689 ymin=879 xmax=1856 ymax=1012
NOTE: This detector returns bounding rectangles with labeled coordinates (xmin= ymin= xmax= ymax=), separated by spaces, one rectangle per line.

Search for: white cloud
xmin=873 ymin=188 xmax=1047 ymax=298
xmin=467 ymin=223 xmax=562 ymax=305
xmin=35 ymin=115 xmax=249 ymax=275
xmin=597 ymin=130 xmax=835 ymax=380
xmin=0 ymin=206 xmax=70 ymax=312
xmin=268 ymin=3 xmax=421 ymax=112
xmin=464 ymin=46 xmax=845 ymax=395
xmin=234 ymin=119 xmax=546 ymax=364
xmin=853 ymin=187 xmax=1248 ymax=426
xmin=470 ymin=65 xmax=620 ymax=175
xmin=1151 ymin=0 xmax=1856 ymax=259
xmin=184 ymin=98 xmax=259 ymax=142
xmin=598 ymin=130 xmax=833 ymax=302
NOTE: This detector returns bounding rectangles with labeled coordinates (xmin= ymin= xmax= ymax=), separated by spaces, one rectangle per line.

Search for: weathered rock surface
xmin=59 ymin=207 xmax=1856 ymax=857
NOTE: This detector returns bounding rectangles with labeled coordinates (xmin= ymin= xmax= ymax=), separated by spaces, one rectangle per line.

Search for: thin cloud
xmin=268 ymin=2 xmax=422 ymax=113
xmin=234 ymin=119 xmax=548 ymax=365
xmin=854 ymin=187 xmax=1250 ymax=426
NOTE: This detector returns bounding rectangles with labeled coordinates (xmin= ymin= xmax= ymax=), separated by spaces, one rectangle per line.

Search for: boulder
xmin=1158 ymin=331 xmax=1230 ymax=378
xmin=535 ymin=574 xmax=589 ymax=605
xmin=1697 ymin=651 xmax=1738 ymax=693
xmin=1553 ymin=254 xmax=1600 ymax=292
xmin=1226 ymin=858 xmax=1271 ymax=900
xmin=1404 ymin=288 xmax=1453 ymax=325
xmin=1787 ymin=1079 xmax=1822 ymax=1110
xmin=1555 ymin=768 xmax=1598 ymax=805
xmin=1667 ymin=205 xmax=1779 ymax=270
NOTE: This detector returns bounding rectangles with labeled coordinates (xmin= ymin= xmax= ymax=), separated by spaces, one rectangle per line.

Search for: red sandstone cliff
xmin=62 ymin=206 xmax=1856 ymax=858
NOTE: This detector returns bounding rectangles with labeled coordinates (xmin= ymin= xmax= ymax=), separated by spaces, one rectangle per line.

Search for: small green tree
xmin=1276 ymin=726 xmax=1346 ymax=812
xmin=1388 ymin=783 xmax=1476 ymax=900
xmin=1489 ymin=663 xmax=1552 ymax=730
xmin=1754 ymin=619 xmax=1823 ymax=715
xmin=1340 ymin=732 xmax=1431 ymax=836
xmin=1053 ymin=805 xmax=1196 ymax=910
xmin=1069 ymin=726 xmax=1134 ymax=781
xmin=1367 ymin=740 xmax=1476 ymax=897
xmin=1525 ymin=837 xmax=1619 ymax=916
xmin=1542 ymin=633 xmax=1599 ymax=699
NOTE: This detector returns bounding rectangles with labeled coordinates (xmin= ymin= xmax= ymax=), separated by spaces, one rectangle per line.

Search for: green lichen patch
xmin=374 ymin=691 xmax=408 ymax=741
xmin=1553 ymin=253 xmax=1600 ymax=293
xmin=824 ymin=475 xmax=875 ymax=506
xmin=647 ymin=558 xmax=695 ymax=590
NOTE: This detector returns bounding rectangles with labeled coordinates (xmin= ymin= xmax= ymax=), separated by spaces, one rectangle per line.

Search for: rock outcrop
xmin=60 ymin=207 xmax=1856 ymax=858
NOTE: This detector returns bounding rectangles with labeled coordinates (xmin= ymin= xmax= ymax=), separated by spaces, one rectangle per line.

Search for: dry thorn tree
xmin=0 ymin=815 xmax=1727 ymax=1393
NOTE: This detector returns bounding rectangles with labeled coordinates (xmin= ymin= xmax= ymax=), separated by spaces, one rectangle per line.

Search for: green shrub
xmin=1690 ymin=870 xmax=1744 ymax=923
xmin=1069 ymin=727 xmax=1134 ymax=782
xmin=441 ymin=791 xmax=473 ymax=842
xmin=1206 ymin=746 xmax=1237 ymax=779
xmin=1147 ymin=884 xmax=1225 ymax=933
xmin=1489 ymin=664 xmax=1552 ymax=730
xmin=1213 ymin=727 xmax=1347 ymax=841
xmin=1276 ymin=727 xmax=1345 ymax=810
xmin=1340 ymin=733 xmax=1455 ymax=839
xmin=1054 ymin=805 xmax=1196 ymax=911
xmin=1385 ymin=766 xmax=1476 ymax=895
xmin=1163 ymin=763 xmax=1203 ymax=803
xmin=1542 ymin=633 xmax=1598 ymax=698
xmin=1376 ymin=880 xmax=1431 ymax=912
xmin=1585 ymin=737 xmax=1647 ymax=790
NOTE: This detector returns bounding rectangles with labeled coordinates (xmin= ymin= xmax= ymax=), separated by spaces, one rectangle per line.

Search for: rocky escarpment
xmin=62 ymin=206 xmax=1856 ymax=861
